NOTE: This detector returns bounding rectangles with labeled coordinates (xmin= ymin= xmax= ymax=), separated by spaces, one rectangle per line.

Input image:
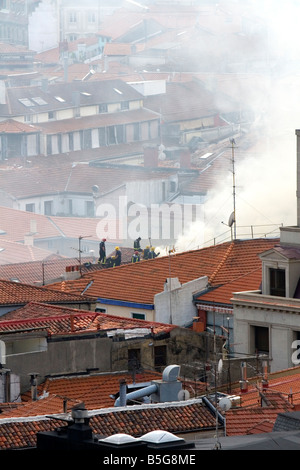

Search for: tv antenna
xmin=71 ymin=235 xmax=93 ymax=275
xmin=229 ymin=138 xmax=237 ymax=240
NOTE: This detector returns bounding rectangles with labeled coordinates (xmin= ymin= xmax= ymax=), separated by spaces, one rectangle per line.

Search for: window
xmin=69 ymin=12 xmax=77 ymax=23
xmin=154 ymin=345 xmax=167 ymax=369
xmin=46 ymin=135 xmax=52 ymax=155
xmin=24 ymin=115 xmax=32 ymax=123
xmin=25 ymin=203 xmax=35 ymax=213
xmin=121 ymin=101 xmax=129 ymax=110
xmin=133 ymin=123 xmax=139 ymax=141
xmin=98 ymin=127 xmax=106 ymax=146
xmin=131 ymin=313 xmax=145 ymax=320
xmin=270 ymin=268 xmax=286 ymax=297
xmin=68 ymin=199 xmax=73 ymax=215
xmin=48 ymin=111 xmax=56 ymax=120
xmin=68 ymin=132 xmax=74 ymax=151
xmin=128 ymin=348 xmax=141 ymax=371
xmin=251 ymin=325 xmax=269 ymax=355
xmin=107 ymin=126 xmax=116 ymax=145
xmin=85 ymin=201 xmax=94 ymax=217
xmin=99 ymin=104 xmax=108 ymax=113
xmin=95 ymin=307 xmax=106 ymax=313
xmin=44 ymin=200 xmax=53 ymax=216
xmin=83 ymin=129 xmax=92 ymax=149
xmin=88 ymin=12 xmax=96 ymax=23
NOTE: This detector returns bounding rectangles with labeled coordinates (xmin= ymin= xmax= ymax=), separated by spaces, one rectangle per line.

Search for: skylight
xmin=0 ymin=229 xmax=6 ymax=235
xmin=100 ymin=434 xmax=140 ymax=444
xmin=141 ymin=430 xmax=184 ymax=444
xmin=113 ymin=88 xmax=123 ymax=95
xmin=32 ymin=96 xmax=48 ymax=105
xmin=18 ymin=98 xmax=35 ymax=107
xmin=80 ymin=92 xmax=91 ymax=96
xmin=55 ymin=96 xmax=65 ymax=102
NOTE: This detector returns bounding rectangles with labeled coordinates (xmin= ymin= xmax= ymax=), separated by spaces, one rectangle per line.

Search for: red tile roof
xmin=0 ymin=119 xmax=40 ymax=134
xmin=0 ymin=301 xmax=176 ymax=337
xmin=1 ymin=370 xmax=163 ymax=418
xmin=48 ymin=239 xmax=279 ymax=306
xmin=0 ymin=280 xmax=92 ymax=307
xmin=196 ymin=268 xmax=262 ymax=306
xmin=0 ymin=399 xmax=215 ymax=450
xmin=0 ymin=239 xmax=59 ymax=265
xmin=0 ymin=206 xmax=62 ymax=242
xmin=0 ymin=250 xmax=135 ymax=285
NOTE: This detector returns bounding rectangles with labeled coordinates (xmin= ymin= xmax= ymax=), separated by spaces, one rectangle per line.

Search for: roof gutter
xmin=97 ymin=298 xmax=154 ymax=310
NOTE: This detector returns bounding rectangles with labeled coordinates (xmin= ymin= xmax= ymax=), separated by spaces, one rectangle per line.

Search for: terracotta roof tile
xmin=0 ymin=301 xmax=176 ymax=336
xmin=47 ymin=239 xmax=279 ymax=305
xmin=0 ymin=280 xmax=91 ymax=306
xmin=0 ymin=239 xmax=59 ymax=265
xmin=196 ymin=268 xmax=262 ymax=306
xmin=0 ymin=206 xmax=61 ymax=242
xmin=0 ymin=399 xmax=216 ymax=450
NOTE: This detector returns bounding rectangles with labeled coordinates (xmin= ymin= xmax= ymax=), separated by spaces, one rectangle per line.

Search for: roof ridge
xmin=209 ymin=241 xmax=234 ymax=284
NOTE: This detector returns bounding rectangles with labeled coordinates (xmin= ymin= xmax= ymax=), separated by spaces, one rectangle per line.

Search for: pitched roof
xmin=0 ymin=206 xmax=62 ymax=243
xmin=0 ymin=280 xmax=92 ymax=307
xmin=0 ymin=79 xmax=143 ymax=117
xmin=144 ymin=80 xmax=219 ymax=123
xmin=0 ymin=161 xmax=173 ymax=200
xmin=1 ymin=370 xmax=163 ymax=418
xmin=0 ymin=301 xmax=176 ymax=336
xmin=0 ymin=239 xmax=60 ymax=265
xmin=228 ymin=366 xmax=300 ymax=411
xmin=0 ymin=250 xmax=135 ymax=285
xmin=0 ymin=119 xmax=40 ymax=134
xmin=0 ymin=399 xmax=215 ymax=450
xmin=47 ymin=239 xmax=279 ymax=306
xmin=196 ymin=268 xmax=263 ymax=306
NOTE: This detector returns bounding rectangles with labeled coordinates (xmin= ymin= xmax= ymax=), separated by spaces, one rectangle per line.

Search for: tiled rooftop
xmin=47 ymin=239 xmax=279 ymax=305
xmin=0 ymin=399 xmax=215 ymax=450
xmin=0 ymin=239 xmax=59 ymax=265
xmin=0 ymin=280 xmax=92 ymax=307
xmin=0 ymin=249 xmax=135 ymax=285
xmin=0 ymin=301 xmax=176 ymax=336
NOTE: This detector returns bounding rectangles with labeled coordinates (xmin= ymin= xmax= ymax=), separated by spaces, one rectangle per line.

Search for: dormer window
xmin=269 ymin=268 xmax=286 ymax=297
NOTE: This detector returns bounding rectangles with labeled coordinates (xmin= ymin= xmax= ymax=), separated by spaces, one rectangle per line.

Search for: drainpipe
xmin=202 ymin=396 xmax=225 ymax=426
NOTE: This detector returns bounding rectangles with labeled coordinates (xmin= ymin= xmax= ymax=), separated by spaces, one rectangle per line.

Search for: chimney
xmin=119 ymin=379 xmax=127 ymax=406
xmin=29 ymin=373 xmax=39 ymax=401
xmin=239 ymin=362 xmax=248 ymax=393
xmin=262 ymin=360 xmax=269 ymax=389
xmin=144 ymin=144 xmax=159 ymax=168
xmin=30 ymin=219 xmax=37 ymax=233
xmin=179 ymin=147 xmax=191 ymax=169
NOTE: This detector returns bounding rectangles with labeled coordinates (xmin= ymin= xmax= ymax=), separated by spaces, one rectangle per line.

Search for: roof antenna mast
xmin=230 ymin=139 xmax=237 ymax=240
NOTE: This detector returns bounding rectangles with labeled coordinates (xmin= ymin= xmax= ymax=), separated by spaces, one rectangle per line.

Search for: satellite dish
xmin=158 ymin=151 xmax=166 ymax=161
xmin=218 ymin=397 xmax=232 ymax=412
xmin=92 ymin=185 xmax=99 ymax=193
xmin=178 ymin=389 xmax=190 ymax=401
xmin=217 ymin=358 xmax=223 ymax=373
xmin=228 ymin=212 xmax=235 ymax=228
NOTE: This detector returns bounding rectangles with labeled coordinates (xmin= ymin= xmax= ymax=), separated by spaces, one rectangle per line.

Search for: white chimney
xmin=239 ymin=362 xmax=248 ymax=393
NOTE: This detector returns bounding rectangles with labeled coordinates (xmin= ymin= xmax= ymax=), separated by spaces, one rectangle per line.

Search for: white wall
xmin=233 ymin=292 xmax=300 ymax=372
xmin=154 ymin=276 xmax=208 ymax=326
